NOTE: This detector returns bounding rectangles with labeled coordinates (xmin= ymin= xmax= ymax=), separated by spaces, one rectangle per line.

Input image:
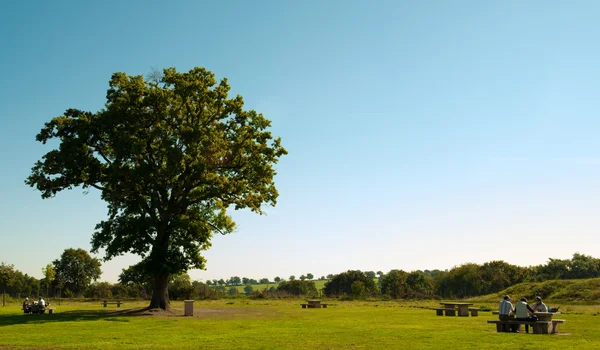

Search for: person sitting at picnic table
xmin=498 ymin=295 xmax=518 ymax=332
xmin=531 ymin=296 xmax=548 ymax=312
xmin=37 ymin=296 xmax=46 ymax=307
xmin=515 ymin=297 xmax=538 ymax=334
xmin=22 ymin=298 xmax=31 ymax=313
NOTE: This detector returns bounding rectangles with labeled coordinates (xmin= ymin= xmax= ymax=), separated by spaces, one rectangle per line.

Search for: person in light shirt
xmin=37 ymin=296 xmax=45 ymax=307
xmin=498 ymin=295 xmax=517 ymax=332
xmin=515 ymin=297 xmax=538 ymax=333
xmin=531 ymin=296 xmax=548 ymax=312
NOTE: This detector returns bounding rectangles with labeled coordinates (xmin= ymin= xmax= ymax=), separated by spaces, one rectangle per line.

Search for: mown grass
xmin=1 ymin=299 xmax=600 ymax=349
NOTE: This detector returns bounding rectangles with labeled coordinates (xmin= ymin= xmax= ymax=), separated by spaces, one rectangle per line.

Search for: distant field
xmin=229 ymin=279 xmax=330 ymax=293
xmin=1 ymin=299 xmax=599 ymax=349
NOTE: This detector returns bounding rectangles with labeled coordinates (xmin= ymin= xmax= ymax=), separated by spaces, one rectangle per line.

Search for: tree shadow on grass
xmin=0 ymin=308 xmax=177 ymax=327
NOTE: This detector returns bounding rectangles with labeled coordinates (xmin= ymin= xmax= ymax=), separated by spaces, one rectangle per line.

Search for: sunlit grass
xmin=0 ymin=299 xmax=598 ymax=349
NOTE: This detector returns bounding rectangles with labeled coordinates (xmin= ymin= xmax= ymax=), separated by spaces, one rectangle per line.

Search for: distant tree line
xmin=323 ymin=253 xmax=600 ymax=299
xmin=2 ymin=253 xmax=599 ymax=300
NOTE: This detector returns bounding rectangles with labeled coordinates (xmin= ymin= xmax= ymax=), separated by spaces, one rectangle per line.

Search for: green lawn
xmin=1 ymin=300 xmax=598 ymax=349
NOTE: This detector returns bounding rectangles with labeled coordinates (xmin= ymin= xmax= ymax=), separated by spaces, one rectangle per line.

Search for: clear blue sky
xmin=2 ymin=0 xmax=600 ymax=283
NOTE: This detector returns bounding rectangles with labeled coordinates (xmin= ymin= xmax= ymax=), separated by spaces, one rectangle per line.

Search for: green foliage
xmin=405 ymin=271 xmax=434 ymax=298
xmin=227 ymin=287 xmax=238 ymax=296
xmin=41 ymin=264 xmax=56 ymax=297
xmin=380 ymin=270 xmax=408 ymax=298
xmin=323 ymin=270 xmax=378 ymax=297
xmin=351 ymin=281 xmax=365 ymax=298
xmin=306 ymin=273 xmax=314 ymax=280
xmin=118 ymin=262 xmax=153 ymax=295
xmin=169 ymin=274 xmax=194 ymax=300
xmin=0 ymin=263 xmax=15 ymax=290
xmin=276 ymin=280 xmax=318 ymax=296
xmin=86 ymin=282 xmax=113 ymax=298
xmin=26 ymin=66 xmax=287 ymax=308
xmin=244 ymin=285 xmax=253 ymax=296
xmin=52 ymin=248 xmax=102 ymax=297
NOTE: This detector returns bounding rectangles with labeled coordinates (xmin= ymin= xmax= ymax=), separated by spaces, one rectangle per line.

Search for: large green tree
xmin=52 ymin=248 xmax=102 ymax=296
xmin=27 ymin=67 xmax=287 ymax=310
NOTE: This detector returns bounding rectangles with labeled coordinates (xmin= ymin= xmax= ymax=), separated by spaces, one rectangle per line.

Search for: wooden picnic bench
xmin=301 ymin=300 xmax=329 ymax=309
xmin=434 ymin=303 xmax=479 ymax=317
xmin=487 ymin=319 xmax=566 ymax=334
xmin=102 ymin=300 xmax=123 ymax=307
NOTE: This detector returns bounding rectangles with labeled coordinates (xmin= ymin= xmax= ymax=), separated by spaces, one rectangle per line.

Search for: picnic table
xmin=535 ymin=312 xmax=560 ymax=322
xmin=26 ymin=303 xmax=53 ymax=314
xmin=301 ymin=300 xmax=328 ymax=309
xmin=488 ymin=312 xmax=565 ymax=334
xmin=437 ymin=302 xmax=474 ymax=317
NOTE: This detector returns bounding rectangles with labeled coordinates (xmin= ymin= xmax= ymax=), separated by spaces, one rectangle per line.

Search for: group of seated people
xmin=22 ymin=296 xmax=48 ymax=313
xmin=498 ymin=295 xmax=550 ymax=333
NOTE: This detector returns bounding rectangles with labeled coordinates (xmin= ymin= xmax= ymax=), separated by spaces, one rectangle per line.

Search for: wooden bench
xmin=487 ymin=319 xmax=566 ymax=334
xmin=468 ymin=308 xmax=480 ymax=317
xmin=47 ymin=308 xmax=55 ymax=314
xmin=301 ymin=303 xmax=308 ymax=308
xmin=102 ymin=300 xmax=123 ymax=307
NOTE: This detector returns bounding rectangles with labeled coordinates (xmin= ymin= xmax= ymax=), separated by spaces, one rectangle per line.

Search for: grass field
xmin=1 ymin=299 xmax=600 ymax=349
xmin=231 ymin=279 xmax=330 ymax=293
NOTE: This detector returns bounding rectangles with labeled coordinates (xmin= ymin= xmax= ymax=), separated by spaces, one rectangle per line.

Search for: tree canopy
xmin=52 ymin=248 xmax=102 ymax=296
xmin=27 ymin=66 xmax=286 ymax=309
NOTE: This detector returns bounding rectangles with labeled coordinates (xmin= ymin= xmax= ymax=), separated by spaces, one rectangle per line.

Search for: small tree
xmin=259 ymin=278 xmax=269 ymax=284
xmin=289 ymin=275 xmax=296 ymax=281
xmin=306 ymin=273 xmax=314 ymax=280
xmin=274 ymin=277 xmax=281 ymax=283
xmin=244 ymin=285 xmax=253 ymax=296
xmin=41 ymin=264 xmax=56 ymax=298
xmin=299 ymin=275 xmax=306 ymax=281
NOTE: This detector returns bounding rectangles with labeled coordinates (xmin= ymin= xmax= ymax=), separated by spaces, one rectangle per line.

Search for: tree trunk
xmin=149 ymin=274 xmax=170 ymax=310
